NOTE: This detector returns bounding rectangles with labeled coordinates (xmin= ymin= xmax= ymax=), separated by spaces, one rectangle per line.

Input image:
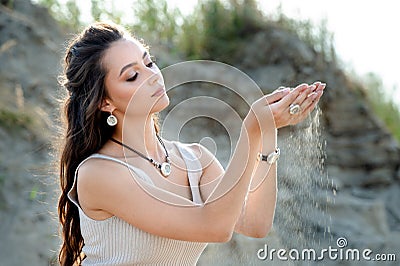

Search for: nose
xmin=147 ymin=71 xmax=161 ymax=86
xmin=147 ymin=72 xmax=159 ymax=86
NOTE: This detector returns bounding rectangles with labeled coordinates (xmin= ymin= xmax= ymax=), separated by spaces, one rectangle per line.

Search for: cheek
xmin=106 ymin=80 xmax=138 ymax=104
xmin=124 ymin=86 xmax=155 ymax=115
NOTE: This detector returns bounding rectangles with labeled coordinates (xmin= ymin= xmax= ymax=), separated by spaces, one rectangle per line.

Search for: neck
xmin=111 ymin=115 xmax=164 ymax=160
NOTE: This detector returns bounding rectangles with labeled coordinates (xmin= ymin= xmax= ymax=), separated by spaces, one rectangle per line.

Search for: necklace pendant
xmin=160 ymin=162 xmax=171 ymax=177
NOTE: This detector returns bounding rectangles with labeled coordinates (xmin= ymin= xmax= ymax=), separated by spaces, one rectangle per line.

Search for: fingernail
xmin=312 ymin=92 xmax=318 ymax=99
xmin=279 ymin=87 xmax=291 ymax=95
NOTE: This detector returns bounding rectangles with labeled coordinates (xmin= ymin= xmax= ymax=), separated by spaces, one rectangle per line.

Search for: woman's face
xmin=102 ymin=38 xmax=169 ymax=119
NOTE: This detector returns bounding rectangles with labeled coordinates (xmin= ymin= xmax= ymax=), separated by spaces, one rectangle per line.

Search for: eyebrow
xmin=119 ymin=51 xmax=148 ymax=77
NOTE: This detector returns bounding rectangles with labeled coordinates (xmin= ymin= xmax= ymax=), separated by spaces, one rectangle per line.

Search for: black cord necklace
xmin=110 ymin=134 xmax=171 ymax=177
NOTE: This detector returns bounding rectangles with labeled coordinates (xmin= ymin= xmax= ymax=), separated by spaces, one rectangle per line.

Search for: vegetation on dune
xmin=29 ymin=0 xmax=400 ymax=142
xmin=363 ymin=73 xmax=400 ymax=141
xmin=0 ymin=86 xmax=49 ymax=141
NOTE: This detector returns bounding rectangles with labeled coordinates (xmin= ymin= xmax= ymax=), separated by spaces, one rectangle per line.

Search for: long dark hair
xmin=58 ymin=22 xmax=126 ymax=265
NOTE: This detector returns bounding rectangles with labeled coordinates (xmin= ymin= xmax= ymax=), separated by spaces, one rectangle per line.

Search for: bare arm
xmin=233 ymin=131 xmax=277 ymax=238
xmin=77 ymin=87 xmax=313 ymax=243
xmin=78 ymin=123 xmax=259 ymax=242
xmin=234 ymin=82 xmax=326 ymax=238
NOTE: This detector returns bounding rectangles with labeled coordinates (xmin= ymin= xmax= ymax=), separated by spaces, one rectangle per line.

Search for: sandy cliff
xmin=0 ymin=1 xmax=399 ymax=265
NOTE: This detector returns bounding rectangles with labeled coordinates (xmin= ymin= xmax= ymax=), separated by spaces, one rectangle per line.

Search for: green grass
xmin=30 ymin=184 xmax=39 ymax=200
xmin=28 ymin=0 xmax=400 ymax=144
xmin=369 ymin=94 xmax=400 ymax=142
xmin=0 ymin=108 xmax=33 ymax=130
xmin=371 ymin=101 xmax=400 ymax=142
xmin=0 ymin=84 xmax=50 ymax=140
xmin=363 ymin=73 xmax=400 ymax=142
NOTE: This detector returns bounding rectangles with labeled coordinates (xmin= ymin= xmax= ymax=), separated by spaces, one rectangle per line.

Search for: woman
xmin=58 ymin=22 xmax=325 ymax=265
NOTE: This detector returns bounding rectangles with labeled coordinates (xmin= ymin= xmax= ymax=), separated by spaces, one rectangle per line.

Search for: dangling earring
xmin=107 ymin=112 xmax=118 ymax=126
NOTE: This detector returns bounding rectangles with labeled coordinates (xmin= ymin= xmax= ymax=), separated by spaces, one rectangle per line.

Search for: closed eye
xmin=146 ymin=56 xmax=156 ymax=68
xmin=126 ymin=73 xmax=138 ymax=82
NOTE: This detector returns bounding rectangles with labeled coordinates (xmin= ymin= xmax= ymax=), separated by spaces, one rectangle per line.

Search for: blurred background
xmin=0 ymin=0 xmax=399 ymax=265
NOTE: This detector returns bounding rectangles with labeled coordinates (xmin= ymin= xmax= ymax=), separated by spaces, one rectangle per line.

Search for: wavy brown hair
xmin=57 ymin=22 xmax=158 ymax=265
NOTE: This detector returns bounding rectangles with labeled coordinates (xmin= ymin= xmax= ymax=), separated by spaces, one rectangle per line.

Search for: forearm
xmin=234 ymin=163 xmax=277 ymax=237
xmin=234 ymin=129 xmax=278 ymax=237
xmin=114 ymin=125 xmax=276 ymax=242
xmin=200 ymin=106 xmax=278 ymax=233
xmin=125 ymin=119 xmax=270 ymax=242
xmin=201 ymin=125 xmax=260 ymax=225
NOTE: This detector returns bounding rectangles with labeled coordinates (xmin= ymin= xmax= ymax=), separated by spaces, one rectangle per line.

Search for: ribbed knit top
xmin=68 ymin=142 xmax=207 ymax=265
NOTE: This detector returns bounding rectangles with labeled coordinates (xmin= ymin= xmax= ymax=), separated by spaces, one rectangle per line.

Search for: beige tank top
xmin=68 ymin=142 xmax=207 ymax=265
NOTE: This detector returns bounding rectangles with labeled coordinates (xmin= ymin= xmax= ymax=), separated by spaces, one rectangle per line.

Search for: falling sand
xmin=274 ymin=107 xmax=334 ymax=251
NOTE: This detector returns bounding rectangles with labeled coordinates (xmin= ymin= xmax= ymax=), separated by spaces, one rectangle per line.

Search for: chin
xmin=151 ymin=94 xmax=170 ymax=113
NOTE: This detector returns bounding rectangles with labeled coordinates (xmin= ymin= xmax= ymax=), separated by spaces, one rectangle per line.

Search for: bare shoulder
xmin=76 ymin=157 xmax=133 ymax=219
xmin=77 ymin=156 xmax=135 ymax=193
xmin=78 ymin=156 xmax=124 ymax=183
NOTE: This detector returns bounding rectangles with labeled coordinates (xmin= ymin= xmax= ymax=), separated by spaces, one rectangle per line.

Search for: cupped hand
xmin=271 ymin=81 xmax=326 ymax=128
xmin=244 ymin=81 xmax=326 ymax=134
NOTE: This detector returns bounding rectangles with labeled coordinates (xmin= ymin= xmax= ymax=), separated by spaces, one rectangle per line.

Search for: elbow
xmin=251 ymin=224 xmax=272 ymax=238
xmin=239 ymin=222 xmax=273 ymax=239
xmin=210 ymin=227 xmax=234 ymax=243
xmin=205 ymin=213 xmax=241 ymax=242
xmin=220 ymin=229 xmax=234 ymax=243
xmin=206 ymin=221 xmax=235 ymax=242
xmin=255 ymin=221 xmax=273 ymax=238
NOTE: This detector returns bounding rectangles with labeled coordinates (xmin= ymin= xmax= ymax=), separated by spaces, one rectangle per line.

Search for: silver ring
xmin=289 ymin=103 xmax=301 ymax=115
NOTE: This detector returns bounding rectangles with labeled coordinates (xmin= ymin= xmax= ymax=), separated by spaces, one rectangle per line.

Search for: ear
xmin=99 ymin=98 xmax=116 ymax=113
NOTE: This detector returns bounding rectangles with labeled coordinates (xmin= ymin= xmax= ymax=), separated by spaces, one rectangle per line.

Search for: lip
xmin=151 ymin=87 xmax=166 ymax=97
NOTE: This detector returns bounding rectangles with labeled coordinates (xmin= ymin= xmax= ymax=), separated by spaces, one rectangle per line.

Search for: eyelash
xmin=126 ymin=73 xmax=138 ymax=82
xmin=126 ymin=60 xmax=155 ymax=82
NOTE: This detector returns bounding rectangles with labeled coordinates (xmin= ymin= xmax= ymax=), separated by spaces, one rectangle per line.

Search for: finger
xmin=287 ymin=88 xmax=324 ymax=125
xmin=265 ymin=87 xmax=290 ymax=104
xmin=301 ymin=90 xmax=319 ymax=110
xmin=314 ymin=82 xmax=326 ymax=93
xmin=292 ymin=83 xmax=309 ymax=93
xmin=300 ymin=90 xmax=323 ymax=117
xmin=274 ymin=86 xmax=289 ymax=92
xmin=289 ymin=89 xmax=321 ymax=120
xmin=299 ymin=98 xmax=319 ymax=120
xmin=279 ymin=83 xmax=308 ymax=106
xmin=291 ymin=85 xmax=314 ymax=107
xmin=312 ymin=81 xmax=321 ymax=91
xmin=302 ymin=85 xmax=315 ymax=103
